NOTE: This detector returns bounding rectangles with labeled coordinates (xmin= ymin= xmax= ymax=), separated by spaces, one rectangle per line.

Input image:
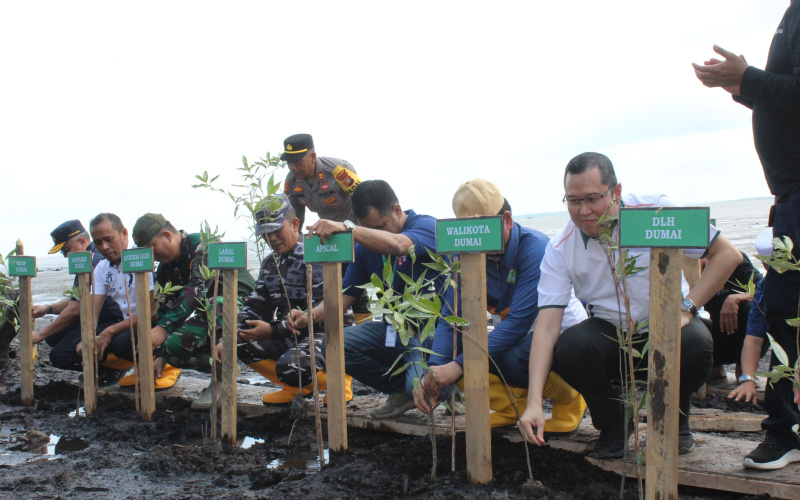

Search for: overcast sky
xmin=0 ymin=1 xmax=787 ymax=257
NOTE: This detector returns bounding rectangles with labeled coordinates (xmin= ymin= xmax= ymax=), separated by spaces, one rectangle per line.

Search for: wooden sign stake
xmin=134 ymin=272 xmax=155 ymax=420
xmin=461 ymin=253 xmax=492 ymax=484
xmin=15 ymin=240 xmax=34 ymax=406
xmin=646 ymin=248 xmax=681 ymax=500
xmin=77 ymin=273 xmax=97 ymax=414
xmin=220 ymin=269 xmax=239 ymax=446
xmin=323 ymin=262 xmax=347 ymax=452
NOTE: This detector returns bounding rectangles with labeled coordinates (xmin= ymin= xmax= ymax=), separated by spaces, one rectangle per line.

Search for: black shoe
xmin=678 ymin=416 xmax=695 ymax=455
xmin=744 ymin=436 xmax=800 ymax=470
xmin=97 ymin=368 xmax=127 ymax=387
xmin=592 ymin=418 xmax=634 ymax=459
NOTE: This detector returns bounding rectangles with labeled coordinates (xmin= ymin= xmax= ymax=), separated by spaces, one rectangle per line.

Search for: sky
xmin=0 ymin=1 xmax=788 ymax=258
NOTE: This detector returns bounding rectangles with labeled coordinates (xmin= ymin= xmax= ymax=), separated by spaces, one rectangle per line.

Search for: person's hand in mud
xmin=693 ymin=45 xmax=748 ymax=93
xmin=719 ymin=293 xmax=749 ymax=334
xmin=305 ymin=219 xmax=346 ymax=244
xmin=729 ymin=379 xmax=758 ymax=404
xmin=518 ymin=403 xmax=546 ymax=446
xmin=286 ymin=309 xmax=308 ymax=335
xmin=77 ymin=331 xmax=112 ymax=360
xmin=414 ymin=362 xmax=463 ymax=413
xmin=238 ymin=320 xmax=271 ymax=342
xmin=153 ymin=356 xmax=166 ymax=379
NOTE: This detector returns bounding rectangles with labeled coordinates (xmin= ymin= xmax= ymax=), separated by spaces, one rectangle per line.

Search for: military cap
xmin=255 ymin=194 xmax=291 ymax=235
xmin=280 ymin=133 xmax=314 ymax=162
xmin=132 ymin=213 xmax=167 ymax=247
xmin=48 ymin=219 xmax=86 ymax=254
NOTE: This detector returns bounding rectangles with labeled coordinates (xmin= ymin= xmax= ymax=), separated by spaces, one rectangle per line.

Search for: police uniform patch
xmin=507 ymin=269 xmax=516 ymax=284
xmin=294 ymin=186 xmax=303 ymax=193
xmin=332 ymin=165 xmax=362 ymax=196
xmin=324 ymin=196 xmax=337 ymax=205
xmin=284 ymin=181 xmax=290 ymax=194
xmin=300 ymin=199 xmax=307 ymax=205
xmin=321 ymin=182 xmax=329 ymax=191
xmin=318 ymin=172 xmax=325 ymax=181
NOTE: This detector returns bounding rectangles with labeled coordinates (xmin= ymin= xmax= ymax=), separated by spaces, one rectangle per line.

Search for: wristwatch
xmin=342 ymin=220 xmax=356 ymax=231
xmin=680 ymin=298 xmax=698 ymax=317
xmin=738 ymin=374 xmax=757 ymax=384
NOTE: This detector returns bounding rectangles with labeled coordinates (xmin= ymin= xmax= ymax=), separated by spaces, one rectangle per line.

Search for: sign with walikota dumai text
xmin=304 ymin=233 xmax=355 ymax=263
xmin=121 ymin=248 xmax=154 ymax=273
xmin=619 ymin=207 xmax=710 ymax=249
xmin=208 ymin=242 xmax=247 ymax=269
xmin=436 ymin=216 xmax=504 ymax=254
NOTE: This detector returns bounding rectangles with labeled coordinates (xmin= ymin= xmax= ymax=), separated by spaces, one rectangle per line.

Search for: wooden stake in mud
xmin=122 ymin=248 xmax=156 ymax=420
xmin=304 ymin=232 xmax=355 ymax=454
xmin=619 ymin=206 xmax=710 ymax=500
xmin=306 ymin=264 xmax=325 ymax=467
xmin=436 ymin=216 xmax=505 ymax=485
xmin=67 ymin=251 xmax=96 ymax=414
xmin=9 ymin=240 xmax=35 ymax=406
xmin=207 ymin=242 xmax=247 ymax=446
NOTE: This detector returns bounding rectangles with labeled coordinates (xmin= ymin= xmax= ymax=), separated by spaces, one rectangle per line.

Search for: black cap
xmin=49 ymin=220 xmax=86 ymax=254
xmin=280 ymin=133 xmax=314 ymax=162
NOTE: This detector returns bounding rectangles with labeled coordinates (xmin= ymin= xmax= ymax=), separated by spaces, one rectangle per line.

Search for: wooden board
xmin=322 ymin=263 xmax=347 ymax=452
xmin=77 ymin=273 xmax=96 ymax=414
xmin=460 ymin=253 xmax=492 ymax=484
xmin=587 ymin=433 xmax=800 ymax=500
xmin=220 ymin=269 xmax=238 ymax=445
xmin=134 ymin=273 xmax=155 ymax=420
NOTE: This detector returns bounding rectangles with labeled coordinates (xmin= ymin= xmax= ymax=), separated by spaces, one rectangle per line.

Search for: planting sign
xmin=619 ymin=207 xmax=710 ymax=249
xmin=68 ymin=251 xmax=92 ymax=274
xmin=208 ymin=242 xmax=247 ymax=269
xmin=304 ymin=233 xmax=354 ymax=263
xmin=436 ymin=216 xmax=504 ymax=254
xmin=8 ymin=256 xmax=36 ymax=277
xmin=121 ymin=248 xmax=154 ymax=273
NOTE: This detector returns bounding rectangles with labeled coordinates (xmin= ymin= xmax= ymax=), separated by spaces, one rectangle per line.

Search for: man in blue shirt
xmin=413 ymin=180 xmax=587 ymax=430
xmin=288 ymin=180 xmax=446 ymax=419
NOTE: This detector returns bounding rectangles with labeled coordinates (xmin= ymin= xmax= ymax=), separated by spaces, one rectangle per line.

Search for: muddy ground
xmin=0 ymin=335 xmax=777 ymax=500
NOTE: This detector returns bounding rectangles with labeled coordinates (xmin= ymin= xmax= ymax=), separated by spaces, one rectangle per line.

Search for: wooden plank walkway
xmin=90 ymin=374 xmax=799 ymax=499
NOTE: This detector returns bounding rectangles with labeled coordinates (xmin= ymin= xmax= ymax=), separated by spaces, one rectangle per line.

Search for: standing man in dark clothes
xmin=694 ymin=1 xmax=800 ymax=470
xmin=34 ymin=220 xmax=130 ymax=385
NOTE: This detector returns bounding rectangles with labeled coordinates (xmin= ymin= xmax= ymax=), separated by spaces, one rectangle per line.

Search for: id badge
xmin=385 ymin=324 xmax=396 ymax=348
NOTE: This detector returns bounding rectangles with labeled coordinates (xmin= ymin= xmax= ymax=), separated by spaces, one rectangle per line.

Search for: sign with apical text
xmin=68 ymin=251 xmax=92 ymax=274
xmin=619 ymin=207 xmax=710 ymax=249
xmin=436 ymin=216 xmax=504 ymax=254
xmin=121 ymin=248 xmax=154 ymax=273
xmin=8 ymin=256 xmax=36 ymax=277
xmin=304 ymin=232 xmax=355 ymax=263
xmin=208 ymin=242 xmax=247 ymax=269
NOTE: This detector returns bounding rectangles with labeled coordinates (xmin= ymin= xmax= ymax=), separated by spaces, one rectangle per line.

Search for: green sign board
xmin=304 ymin=232 xmax=355 ymax=264
xmin=208 ymin=242 xmax=247 ymax=269
xmin=68 ymin=251 xmax=93 ymax=274
xmin=619 ymin=207 xmax=710 ymax=249
xmin=121 ymin=248 xmax=154 ymax=273
xmin=8 ymin=256 xmax=36 ymax=277
xmin=435 ymin=216 xmax=504 ymax=254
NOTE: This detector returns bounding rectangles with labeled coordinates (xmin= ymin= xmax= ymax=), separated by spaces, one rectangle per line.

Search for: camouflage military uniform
xmin=159 ymin=232 xmax=256 ymax=369
xmin=284 ymin=156 xmax=361 ymax=227
xmin=236 ymin=237 xmax=354 ymax=386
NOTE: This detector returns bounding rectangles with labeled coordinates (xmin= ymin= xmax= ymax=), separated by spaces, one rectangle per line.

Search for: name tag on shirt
xmin=385 ymin=325 xmax=396 ymax=348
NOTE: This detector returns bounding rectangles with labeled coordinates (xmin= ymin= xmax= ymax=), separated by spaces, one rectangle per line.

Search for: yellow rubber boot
xmin=353 ymin=313 xmax=373 ymax=325
xmin=119 ymin=363 xmax=181 ymax=390
xmin=484 ymin=373 xmax=528 ymax=428
xmin=101 ymin=353 xmax=135 ymax=370
xmin=322 ymin=373 xmax=353 ymax=405
xmin=542 ymin=371 xmax=586 ymax=433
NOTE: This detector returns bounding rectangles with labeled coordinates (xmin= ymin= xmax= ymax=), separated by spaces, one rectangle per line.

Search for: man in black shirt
xmin=694 ymin=1 xmax=800 ymax=470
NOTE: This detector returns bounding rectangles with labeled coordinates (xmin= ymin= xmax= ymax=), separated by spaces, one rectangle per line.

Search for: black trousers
xmin=552 ymin=316 xmax=713 ymax=432
xmin=701 ymin=297 xmax=752 ymax=366
xmin=762 ymin=190 xmax=800 ymax=447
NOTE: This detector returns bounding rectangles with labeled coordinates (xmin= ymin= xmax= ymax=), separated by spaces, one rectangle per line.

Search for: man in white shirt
xmin=518 ymin=152 xmax=742 ymax=458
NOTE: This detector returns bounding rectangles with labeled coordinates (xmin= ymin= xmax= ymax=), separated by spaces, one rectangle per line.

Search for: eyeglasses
xmin=562 ymin=185 xmax=616 ymax=210
xmin=60 ymin=237 xmax=78 ymax=257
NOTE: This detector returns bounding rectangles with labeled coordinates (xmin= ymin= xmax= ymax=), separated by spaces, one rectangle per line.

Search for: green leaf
xmin=767 ymin=332 xmax=790 ymax=366
xmin=786 ymin=318 xmax=800 ymax=328
xmin=444 ymin=315 xmax=469 ymax=326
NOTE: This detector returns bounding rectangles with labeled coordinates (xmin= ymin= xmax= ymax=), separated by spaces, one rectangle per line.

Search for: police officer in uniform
xmin=282 ymin=133 xmax=371 ymax=323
